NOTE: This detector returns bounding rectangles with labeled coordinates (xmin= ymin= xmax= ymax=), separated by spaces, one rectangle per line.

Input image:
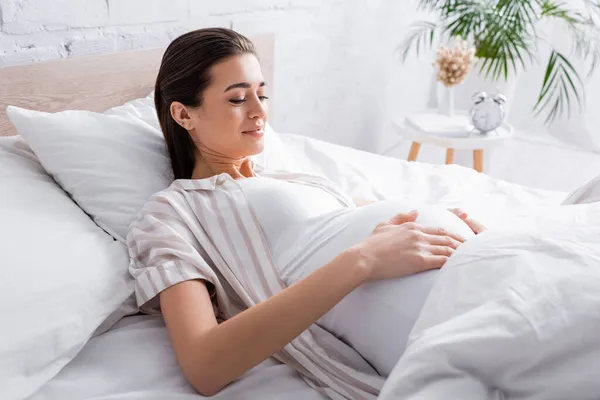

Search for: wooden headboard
xmin=0 ymin=34 xmax=275 ymax=136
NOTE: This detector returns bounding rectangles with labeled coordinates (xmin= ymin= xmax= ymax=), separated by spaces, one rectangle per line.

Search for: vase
xmin=438 ymin=85 xmax=455 ymax=117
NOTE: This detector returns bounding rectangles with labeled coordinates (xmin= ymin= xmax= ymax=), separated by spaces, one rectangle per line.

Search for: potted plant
xmin=398 ymin=0 xmax=600 ymax=123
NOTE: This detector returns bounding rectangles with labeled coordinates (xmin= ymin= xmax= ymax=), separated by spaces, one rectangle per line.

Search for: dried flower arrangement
xmin=434 ymin=37 xmax=476 ymax=87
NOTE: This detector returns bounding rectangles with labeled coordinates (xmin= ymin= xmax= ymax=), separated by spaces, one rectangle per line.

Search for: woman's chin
xmin=244 ymin=140 xmax=265 ymax=156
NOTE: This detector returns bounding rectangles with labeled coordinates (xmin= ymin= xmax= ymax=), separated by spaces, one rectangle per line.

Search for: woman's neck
xmin=191 ymin=153 xmax=255 ymax=180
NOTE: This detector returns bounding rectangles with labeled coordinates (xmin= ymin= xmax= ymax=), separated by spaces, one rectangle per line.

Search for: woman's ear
xmin=170 ymin=101 xmax=194 ymax=131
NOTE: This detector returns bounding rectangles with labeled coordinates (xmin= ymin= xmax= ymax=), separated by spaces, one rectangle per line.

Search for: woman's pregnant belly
xmin=273 ymin=200 xmax=476 ymax=377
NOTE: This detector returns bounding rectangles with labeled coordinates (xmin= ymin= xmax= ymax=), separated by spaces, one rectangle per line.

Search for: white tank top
xmin=237 ymin=176 xmax=475 ymax=283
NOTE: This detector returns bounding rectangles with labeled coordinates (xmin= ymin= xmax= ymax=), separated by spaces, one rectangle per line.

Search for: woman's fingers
xmin=424 ymin=255 xmax=449 ymax=270
xmin=428 ymin=245 xmax=455 ymax=257
xmin=420 ymin=226 xmax=466 ymax=243
xmin=448 ymin=208 xmax=468 ymax=219
xmin=388 ymin=210 xmax=419 ymax=225
xmin=422 ymin=233 xmax=462 ymax=249
xmin=448 ymin=208 xmax=487 ymax=234
xmin=464 ymin=217 xmax=487 ymax=234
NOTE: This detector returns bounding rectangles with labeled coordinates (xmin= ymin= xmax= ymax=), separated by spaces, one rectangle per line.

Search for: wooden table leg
xmin=408 ymin=142 xmax=421 ymax=162
xmin=473 ymin=149 xmax=484 ymax=172
xmin=445 ymin=148 xmax=455 ymax=165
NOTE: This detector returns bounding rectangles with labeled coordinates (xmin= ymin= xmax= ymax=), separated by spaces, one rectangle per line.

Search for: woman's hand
xmin=448 ymin=208 xmax=487 ymax=234
xmin=352 ymin=210 xmax=466 ymax=283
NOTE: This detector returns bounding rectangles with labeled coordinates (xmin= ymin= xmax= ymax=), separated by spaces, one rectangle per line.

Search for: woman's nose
xmin=249 ymin=97 xmax=267 ymax=120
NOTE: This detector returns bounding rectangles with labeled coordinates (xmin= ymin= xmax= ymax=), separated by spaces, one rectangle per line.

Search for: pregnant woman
xmin=127 ymin=28 xmax=485 ymax=399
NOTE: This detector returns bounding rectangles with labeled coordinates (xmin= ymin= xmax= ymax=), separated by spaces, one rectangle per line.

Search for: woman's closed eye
xmin=229 ymin=96 xmax=269 ymax=105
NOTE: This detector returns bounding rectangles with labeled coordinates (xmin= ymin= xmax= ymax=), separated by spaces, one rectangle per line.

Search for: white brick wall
xmin=108 ymin=0 xmax=188 ymax=25
xmin=197 ymin=0 xmax=291 ymax=16
xmin=0 ymin=0 xmax=428 ymax=150
xmin=2 ymin=0 xmax=108 ymax=33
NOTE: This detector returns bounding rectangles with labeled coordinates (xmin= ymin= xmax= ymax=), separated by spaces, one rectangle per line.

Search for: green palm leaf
xmin=476 ymin=1 xmax=537 ymax=80
xmin=443 ymin=1 xmax=488 ymax=41
xmin=534 ymin=50 xmax=584 ymax=123
xmin=396 ymin=21 xmax=438 ymax=62
xmin=416 ymin=0 xmax=447 ymax=12
xmin=555 ymin=0 xmax=600 ymax=78
xmin=496 ymin=0 xmax=542 ymax=34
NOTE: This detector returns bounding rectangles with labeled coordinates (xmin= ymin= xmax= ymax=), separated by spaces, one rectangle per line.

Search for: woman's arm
xmin=160 ymin=210 xmax=464 ymax=396
xmin=161 ymin=248 xmax=369 ymax=396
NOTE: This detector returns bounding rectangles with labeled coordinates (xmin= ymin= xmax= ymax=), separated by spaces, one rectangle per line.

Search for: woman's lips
xmin=242 ymin=128 xmax=264 ymax=137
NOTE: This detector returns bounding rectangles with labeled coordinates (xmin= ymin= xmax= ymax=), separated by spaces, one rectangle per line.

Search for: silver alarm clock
xmin=469 ymin=92 xmax=507 ymax=135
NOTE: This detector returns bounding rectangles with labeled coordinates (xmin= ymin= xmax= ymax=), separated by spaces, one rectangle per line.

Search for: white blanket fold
xmin=380 ymin=203 xmax=600 ymax=400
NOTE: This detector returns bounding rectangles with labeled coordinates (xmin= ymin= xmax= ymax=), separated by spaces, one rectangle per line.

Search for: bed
xmin=2 ymin=33 xmax=598 ymax=400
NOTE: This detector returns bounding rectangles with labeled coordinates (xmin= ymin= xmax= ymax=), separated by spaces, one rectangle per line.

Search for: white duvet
xmin=379 ymin=202 xmax=600 ymax=400
xmin=281 ymin=134 xmax=600 ymax=399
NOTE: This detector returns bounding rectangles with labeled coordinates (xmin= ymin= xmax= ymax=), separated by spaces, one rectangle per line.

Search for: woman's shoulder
xmin=142 ymin=182 xmax=186 ymax=209
xmin=126 ymin=183 xmax=204 ymax=250
xmin=130 ymin=182 xmax=197 ymax=228
xmin=132 ymin=175 xmax=235 ymax=224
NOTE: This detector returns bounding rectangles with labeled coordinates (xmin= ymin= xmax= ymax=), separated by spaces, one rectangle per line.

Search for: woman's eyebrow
xmin=224 ymin=81 xmax=266 ymax=92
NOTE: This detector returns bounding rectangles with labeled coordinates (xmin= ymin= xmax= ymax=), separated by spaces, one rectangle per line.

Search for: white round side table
xmin=390 ymin=112 xmax=514 ymax=173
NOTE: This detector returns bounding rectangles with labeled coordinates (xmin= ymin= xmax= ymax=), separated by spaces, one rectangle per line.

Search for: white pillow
xmin=562 ymin=174 xmax=600 ymax=205
xmin=0 ymin=136 xmax=133 ymax=400
xmin=7 ymin=94 xmax=298 ymax=243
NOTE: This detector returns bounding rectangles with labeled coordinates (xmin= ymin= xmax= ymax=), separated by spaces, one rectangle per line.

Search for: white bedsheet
xmin=30 ymin=134 xmax=571 ymax=400
xmin=278 ymin=133 xmax=567 ymax=229
xmin=30 ymin=314 xmax=326 ymax=400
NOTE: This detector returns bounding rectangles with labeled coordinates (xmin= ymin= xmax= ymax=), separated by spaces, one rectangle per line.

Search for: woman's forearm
xmin=190 ymin=248 xmax=370 ymax=396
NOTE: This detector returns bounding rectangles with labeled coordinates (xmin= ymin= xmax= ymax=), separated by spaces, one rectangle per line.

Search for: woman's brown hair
xmin=155 ymin=28 xmax=256 ymax=180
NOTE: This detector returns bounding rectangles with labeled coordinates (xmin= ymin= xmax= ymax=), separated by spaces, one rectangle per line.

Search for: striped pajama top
xmin=126 ymin=170 xmax=386 ymax=399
